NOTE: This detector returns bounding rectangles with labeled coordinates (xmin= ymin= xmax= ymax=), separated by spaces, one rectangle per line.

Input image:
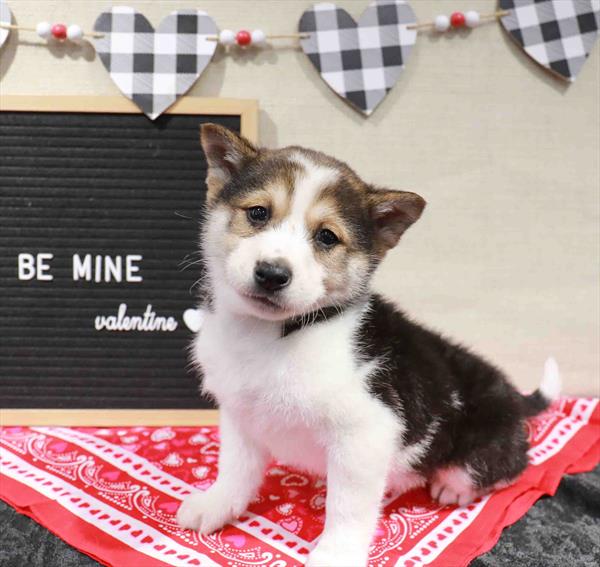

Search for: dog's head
xmin=200 ymin=124 xmax=425 ymax=321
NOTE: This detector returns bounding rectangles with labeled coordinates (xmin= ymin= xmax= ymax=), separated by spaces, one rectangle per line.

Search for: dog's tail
xmin=520 ymin=357 xmax=562 ymax=417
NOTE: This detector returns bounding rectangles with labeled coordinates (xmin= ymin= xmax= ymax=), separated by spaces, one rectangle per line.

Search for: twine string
xmin=0 ymin=22 xmax=105 ymax=39
xmin=0 ymin=9 xmax=510 ymax=42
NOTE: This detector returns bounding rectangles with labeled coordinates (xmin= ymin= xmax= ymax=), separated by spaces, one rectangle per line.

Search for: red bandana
xmin=1 ymin=397 xmax=598 ymax=567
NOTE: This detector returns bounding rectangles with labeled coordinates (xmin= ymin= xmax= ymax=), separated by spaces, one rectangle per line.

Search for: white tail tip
xmin=540 ymin=357 xmax=561 ymax=401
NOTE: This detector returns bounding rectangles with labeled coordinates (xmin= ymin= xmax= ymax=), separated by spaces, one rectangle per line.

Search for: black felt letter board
xmin=0 ymin=111 xmax=239 ymax=409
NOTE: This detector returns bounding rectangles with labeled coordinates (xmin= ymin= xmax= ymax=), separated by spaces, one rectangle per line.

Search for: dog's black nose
xmin=254 ymin=261 xmax=292 ymax=292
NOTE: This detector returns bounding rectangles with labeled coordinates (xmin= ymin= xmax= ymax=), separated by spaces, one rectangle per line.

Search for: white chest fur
xmin=192 ymin=303 xmax=398 ymax=476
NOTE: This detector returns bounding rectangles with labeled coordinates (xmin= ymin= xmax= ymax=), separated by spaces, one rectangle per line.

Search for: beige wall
xmin=1 ymin=0 xmax=598 ymax=395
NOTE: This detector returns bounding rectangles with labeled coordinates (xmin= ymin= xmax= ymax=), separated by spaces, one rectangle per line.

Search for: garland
xmin=0 ymin=0 xmax=598 ymax=119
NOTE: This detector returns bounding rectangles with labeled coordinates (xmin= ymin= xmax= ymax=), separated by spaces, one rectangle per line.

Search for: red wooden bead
xmin=51 ymin=23 xmax=67 ymax=40
xmin=450 ymin=12 xmax=466 ymax=28
xmin=236 ymin=30 xmax=252 ymax=46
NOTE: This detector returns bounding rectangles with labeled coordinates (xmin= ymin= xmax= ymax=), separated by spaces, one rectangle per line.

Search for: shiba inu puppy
xmin=176 ymin=124 xmax=560 ymax=566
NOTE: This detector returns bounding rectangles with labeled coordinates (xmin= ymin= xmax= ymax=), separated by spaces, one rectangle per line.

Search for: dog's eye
xmin=246 ymin=206 xmax=269 ymax=225
xmin=315 ymin=228 xmax=339 ymax=248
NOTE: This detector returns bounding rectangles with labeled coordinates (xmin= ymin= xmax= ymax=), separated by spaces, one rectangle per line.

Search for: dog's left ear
xmin=200 ymin=123 xmax=259 ymax=201
xmin=367 ymin=187 xmax=426 ymax=251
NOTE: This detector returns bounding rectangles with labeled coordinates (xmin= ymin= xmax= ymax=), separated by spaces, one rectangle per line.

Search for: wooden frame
xmin=0 ymin=95 xmax=259 ymax=426
xmin=0 ymin=95 xmax=258 ymax=143
xmin=0 ymin=409 xmax=220 ymax=427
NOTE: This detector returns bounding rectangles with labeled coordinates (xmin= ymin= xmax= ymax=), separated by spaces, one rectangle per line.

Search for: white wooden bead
xmin=465 ymin=11 xmax=480 ymax=28
xmin=66 ymin=24 xmax=84 ymax=42
xmin=219 ymin=29 xmax=235 ymax=45
xmin=36 ymin=21 xmax=52 ymax=40
xmin=434 ymin=15 xmax=450 ymax=32
xmin=251 ymin=29 xmax=266 ymax=46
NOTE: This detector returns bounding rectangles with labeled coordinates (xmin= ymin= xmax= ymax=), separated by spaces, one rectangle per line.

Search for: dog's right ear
xmin=200 ymin=123 xmax=259 ymax=202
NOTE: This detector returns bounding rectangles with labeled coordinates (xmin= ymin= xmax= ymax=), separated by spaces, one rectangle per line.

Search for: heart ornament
xmin=298 ymin=0 xmax=417 ymax=115
xmin=0 ymin=0 xmax=12 ymax=49
xmin=500 ymin=0 xmax=600 ymax=81
xmin=93 ymin=7 xmax=218 ymax=119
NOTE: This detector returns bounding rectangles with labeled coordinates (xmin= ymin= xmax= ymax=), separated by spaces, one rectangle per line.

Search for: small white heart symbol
xmin=183 ymin=308 xmax=205 ymax=333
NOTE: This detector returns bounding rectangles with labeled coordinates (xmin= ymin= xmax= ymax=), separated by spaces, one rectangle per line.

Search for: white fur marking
xmin=402 ymin=419 xmax=439 ymax=467
xmin=289 ymin=152 xmax=340 ymax=225
xmin=450 ymin=391 xmax=463 ymax=409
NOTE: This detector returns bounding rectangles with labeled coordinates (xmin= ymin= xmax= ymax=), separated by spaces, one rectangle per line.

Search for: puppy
xmin=176 ymin=124 xmax=561 ymax=566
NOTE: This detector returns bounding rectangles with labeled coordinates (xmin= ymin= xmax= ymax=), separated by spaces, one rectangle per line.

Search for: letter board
xmin=0 ymin=96 xmax=258 ymax=424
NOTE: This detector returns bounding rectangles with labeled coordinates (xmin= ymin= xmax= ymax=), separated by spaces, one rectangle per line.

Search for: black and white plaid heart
xmin=93 ymin=7 xmax=217 ymax=119
xmin=0 ymin=0 xmax=12 ymax=49
xmin=298 ymin=0 xmax=417 ymax=115
xmin=500 ymin=0 xmax=599 ymax=81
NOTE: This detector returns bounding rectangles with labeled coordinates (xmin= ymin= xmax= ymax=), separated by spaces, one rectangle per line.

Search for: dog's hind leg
xmin=429 ymin=427 xmax=529 ymax=507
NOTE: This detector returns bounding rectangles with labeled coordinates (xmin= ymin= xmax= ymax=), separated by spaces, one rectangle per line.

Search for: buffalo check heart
xmin=93 ymin=7 xmax=218 ymax=119
xmin=500 ymin=0 xmax=600 ymax=81
xmin=0 ymin=0 xmax=12 ymax=49
xmin=298 ymin=0 xmax=417 ymax=115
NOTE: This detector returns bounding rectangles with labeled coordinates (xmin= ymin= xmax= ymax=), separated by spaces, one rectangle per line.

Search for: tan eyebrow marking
xmin=306 ymin=194 xmax=353 ymax=246
xmin=234 ymin=188 xmax=272 ymax=209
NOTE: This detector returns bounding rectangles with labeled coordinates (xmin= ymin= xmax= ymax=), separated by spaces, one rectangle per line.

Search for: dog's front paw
xmin=306 ymin=541 xmax=367 ymax=567
xmin=176 ymin=489 xmax=236 ymax=534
